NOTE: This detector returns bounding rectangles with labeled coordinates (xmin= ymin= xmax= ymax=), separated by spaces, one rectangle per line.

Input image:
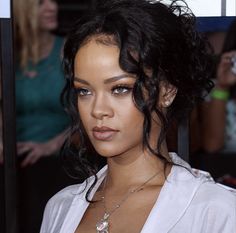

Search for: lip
xmin=92 ymin=126 xmax=119 ymax=141
xmin=45 ymin=16 xmax=57 ymax=21
xmin=43 ymin=13 xmax=57 ymax=19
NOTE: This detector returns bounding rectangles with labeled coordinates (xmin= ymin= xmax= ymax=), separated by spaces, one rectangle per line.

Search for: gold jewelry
xmin=96 ymin=170 xmax=163 ymax=233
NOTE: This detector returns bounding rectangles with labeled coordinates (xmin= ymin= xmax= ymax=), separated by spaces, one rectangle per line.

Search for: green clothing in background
xmin=15 ymin=36 xmax=69 ymax=142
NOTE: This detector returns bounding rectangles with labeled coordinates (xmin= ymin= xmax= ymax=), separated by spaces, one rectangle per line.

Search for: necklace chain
xmin=96 ymin=169 xmax=163 ymax=233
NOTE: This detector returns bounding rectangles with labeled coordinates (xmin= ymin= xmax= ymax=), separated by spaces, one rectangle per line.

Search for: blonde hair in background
xmin=13 ymin=0 xmax=39 ymax=69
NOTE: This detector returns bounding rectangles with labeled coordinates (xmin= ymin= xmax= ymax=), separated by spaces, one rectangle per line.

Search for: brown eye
xmin=75 ymin=88 xmax=92 ymax=96
xmin=112 ymin=85 xmax=133 ymax=95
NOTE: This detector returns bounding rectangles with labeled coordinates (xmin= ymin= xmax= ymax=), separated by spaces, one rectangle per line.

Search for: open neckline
xmin=60 ymin=163 xmax=176 ymax=233
xmin=60 ymin=153 xmax=198 ymax=233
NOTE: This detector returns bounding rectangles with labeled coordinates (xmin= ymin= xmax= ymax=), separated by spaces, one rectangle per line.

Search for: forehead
xmin=75 ymin=36 xmax=119 ymax=57
xmin=75 ymin=38 xmax=119 ymax=65
xmin=74 ymin=37 xmax=127 ymax=82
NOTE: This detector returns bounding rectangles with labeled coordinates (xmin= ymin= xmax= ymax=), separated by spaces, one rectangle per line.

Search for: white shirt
xmin=40 ymin=153 xmax=236 ymax=233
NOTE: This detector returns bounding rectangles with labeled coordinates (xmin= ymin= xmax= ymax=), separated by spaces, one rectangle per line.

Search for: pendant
xmin=96 ymin=213 xmax=110 ymax=233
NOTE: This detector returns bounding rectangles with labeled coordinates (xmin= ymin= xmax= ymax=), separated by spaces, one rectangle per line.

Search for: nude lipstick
xmin=92 ymin=126 xmax=118 ymax=141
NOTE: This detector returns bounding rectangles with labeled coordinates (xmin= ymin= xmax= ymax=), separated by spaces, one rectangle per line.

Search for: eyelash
xmin=74 ymin=84 xmax=133 ymax=97
xmin=74 ymin=88 xmax=92 ymax=97
xmin=111 ymin=84 xmax=133 ymax=95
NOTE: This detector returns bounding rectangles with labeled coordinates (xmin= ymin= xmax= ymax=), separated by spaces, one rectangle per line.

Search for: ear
xmin=158 ymin=81 xmax=178 ymax=108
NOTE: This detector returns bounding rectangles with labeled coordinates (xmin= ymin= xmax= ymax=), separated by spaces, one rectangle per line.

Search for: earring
xmin=164 ymin=100 xmax=171 ymax=107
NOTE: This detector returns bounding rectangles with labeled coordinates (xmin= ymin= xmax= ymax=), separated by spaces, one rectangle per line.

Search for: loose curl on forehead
xmin=62 ymin=0 xmax=213 ymax=199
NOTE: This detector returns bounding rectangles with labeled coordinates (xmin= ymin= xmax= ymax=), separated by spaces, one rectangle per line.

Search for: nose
xmin=91 ymin=94 xmax=114 ymax=120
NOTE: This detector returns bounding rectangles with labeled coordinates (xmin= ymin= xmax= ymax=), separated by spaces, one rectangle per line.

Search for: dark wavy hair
xmin=61 ymin=0 xmax=213 ymax=200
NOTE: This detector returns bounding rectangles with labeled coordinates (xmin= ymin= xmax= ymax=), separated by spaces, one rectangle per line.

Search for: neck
xmin=105 ymin=142 xmax=170 ymax=190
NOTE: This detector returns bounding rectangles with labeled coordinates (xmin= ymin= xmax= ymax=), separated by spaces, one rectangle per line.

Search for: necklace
xmin=96 ymin=170 xmax=163 ymax=233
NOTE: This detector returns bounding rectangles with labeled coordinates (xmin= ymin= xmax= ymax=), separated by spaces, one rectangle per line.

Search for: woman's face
xmin=73 ymin=38 xmax=146 ymax=157
xmin=38 ymin=0 xmax=58 ymax=31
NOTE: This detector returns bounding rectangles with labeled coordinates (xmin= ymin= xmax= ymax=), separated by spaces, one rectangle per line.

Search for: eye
xmin=112 ymin=85 xmax=133 ymax=95
xmin=75 ymin=88 xmax=92 ymax=97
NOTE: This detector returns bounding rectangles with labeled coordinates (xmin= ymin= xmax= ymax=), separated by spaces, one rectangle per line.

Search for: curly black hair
xmin=61 ymin=0 xmax=213 ymax=200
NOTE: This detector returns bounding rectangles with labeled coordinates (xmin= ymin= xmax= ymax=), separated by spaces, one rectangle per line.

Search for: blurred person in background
xmin=14 ymin=0 xmax=69 ymax=166
xmin=9 ymin=0 xmax=73 ymax=232
xmin=201 ymin=19 xmax=236 ymax=188
xmin=202 ymin=19 xmax=236 ymax=155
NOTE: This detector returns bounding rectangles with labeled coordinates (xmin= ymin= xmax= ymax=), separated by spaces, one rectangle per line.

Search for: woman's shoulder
xmin=191 ymin=182 xmax=236 ymax=232
xmin=195 ymin=181 xmax=236 ymax=209
xmin=184 ymin=168 xmax=236 ymax=225
xmin=170 ymin=153 xmax=236 ymax=210
xmin=40 ymin=183 xmax=85 ymax=233
xmin=40 ymin=168 xmax=107 ymax=232
xmin=45 ymin=166 xmax=107 ymax=211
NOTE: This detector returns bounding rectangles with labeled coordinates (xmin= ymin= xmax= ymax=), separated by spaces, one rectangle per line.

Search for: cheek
xmin=78 ymin=102 xmax=89 ymax=124
xmin=120 ymin=105 xmax=144 ymax=137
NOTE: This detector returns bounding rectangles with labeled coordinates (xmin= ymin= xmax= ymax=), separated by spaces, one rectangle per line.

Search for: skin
xmin=38 ymin=0 xmax=58 ymax=32
xmin=73 ymin=37 xmax=175 ymax=233
xmin=15 ymin=0 xmax=67 ymax=167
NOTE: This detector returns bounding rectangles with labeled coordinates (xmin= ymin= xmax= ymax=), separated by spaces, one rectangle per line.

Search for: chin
xmin=48 ymin=23 xmax=58 ymax=31
xmin=41 ymin=22 xmax=58 ymax=31
xmin=92 ymin=143 xmax=123 ymax=158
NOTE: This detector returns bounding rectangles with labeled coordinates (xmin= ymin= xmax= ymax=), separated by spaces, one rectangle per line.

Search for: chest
xmin=75 ymin=187 xmax=161 ymax=233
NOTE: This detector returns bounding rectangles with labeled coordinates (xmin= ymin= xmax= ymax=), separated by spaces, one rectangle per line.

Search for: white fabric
xmin=40 ymin=153 xmax=236 ymax=233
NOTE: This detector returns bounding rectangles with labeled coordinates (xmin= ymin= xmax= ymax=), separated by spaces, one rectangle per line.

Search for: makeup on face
xmin=73 ymin=38 xmax=146 ymax=157
xmin=92 ymin=126 xmax=119 ymax=141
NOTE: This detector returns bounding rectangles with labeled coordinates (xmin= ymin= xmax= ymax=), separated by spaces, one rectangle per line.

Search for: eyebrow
xmin=74 ymin=74 xmax=136 ymax=85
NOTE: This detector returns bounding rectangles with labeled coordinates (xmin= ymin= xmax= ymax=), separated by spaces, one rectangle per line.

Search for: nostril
xmin=91 ymin=105 xmax=113 ymax=120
